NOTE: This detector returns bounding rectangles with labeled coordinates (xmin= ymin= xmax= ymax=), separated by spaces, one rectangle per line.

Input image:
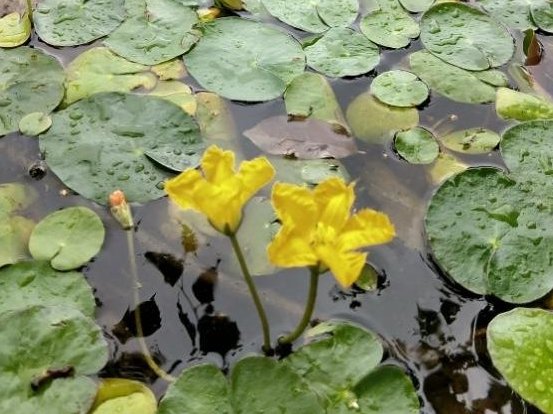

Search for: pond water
xmin=1 ymin=2 xmax=552 ymax=413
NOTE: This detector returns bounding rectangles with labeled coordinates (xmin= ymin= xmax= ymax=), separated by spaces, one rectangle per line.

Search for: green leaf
xmin=34 ymin=0 xmax=125 ymax=46
xmin=420 ymin=2 xmax=514 ymax=71
xmin=271 ymin=158 xmax=350 ymax=186
xmin=19 ymin=112 xmax=52 ymax=136
xmin=40 ymin=92 xmax=203 ymax=204
xmin=29 ymin=207 xmax=105 ymax=271
xmin=531 ymin=0 xmax=553 ymax=33
xmin=409 ymin=50 xmax=497 ymax=104
xmin=399 ymin=0 xmax=434 ymax=13
xmin=0 ymin=305 xmax=108 ymax=414
xmin=64 ymin=47 xmax=157 ymax=106
xmin=0 ymin=47 xmax=64 ymax=136
xmin=304 ymin=27 xmax=380 ymax=78
xmin=346 ymin=92 xmax=419 ymax=143
xmin=186 ymin=18 xmax=305 ymax=102
xmin=487 ymin=308 xmax=553 ymax=414
xmin=148 ymin=81 xmax=197 ymax=116
xmin=91 ymin=379 xmax=157 ymax=414
xmin=261 ymin=0 xmax=358 ymax=33
xmin=394 ymin=127 xmax=439 ymax=164
xmin=284 ymin=72 xmax=349 ymax=133
xmin=496 ymin=87 xmax=553 ymax=121
xmin=478 ymin=0 xmax=537 ymax=31
xmin=151 ymin=59 xmax=187 ymax=81
xmin=371 ymin=70 xmax=428 ymax=108
xmin=427 ymin=152 xmax=467 ymax=185
xmin=195 ymin=92 xmax=237 ymax=142
xmin=105 ymin=0 xmax=199 ymax=65
xmin=0 ymin=261 xmax=95 ymax=317
xmin=0 ymin=7 xmax=31 ymax=48
xmin=360 ymin=8 xmax=419 ymax=49
xmin=0 ymin=182 xmax=36 ymax=216
xmin=441 ymin=128 xmax=500 ymax=154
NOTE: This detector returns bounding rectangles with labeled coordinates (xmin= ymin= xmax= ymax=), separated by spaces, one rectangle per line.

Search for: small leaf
xmin=394 ymin=127 xmax=439 ymax=164
xmin=441 ymin=128 xmax=500 ymax=154
xmin=371 ymin=70 xmax=429 ymax=108
xmin=19 ymin=112 xmax=52 ymax=136
xmin=360 ymin=8 xmax=420 ymax=49
xmin=0 ymin=9 xmax=31 ymax=48
xmin=90 ymin=379 xmax=157 ymax=414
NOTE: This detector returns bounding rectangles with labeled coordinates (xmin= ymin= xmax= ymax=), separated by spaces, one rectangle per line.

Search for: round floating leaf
xmin=40 ymin=92 xmax=203 ymax=204
xmin=90 ymin=379 xmax=157 ymax=414
xmin=496 ymin=87 xmax=553 ymax=121
xmin=420 ymin=3 xmax=514 ymax=71
xmin=360 ymin=9 xmax=419 ymax=49
xmin=441 ymin=128 xmax=500 ymax=154
xmin=29 ymin=207 xmax=105 ymax=271
xmin=0 ymin=9 xmax=31 ymax=48
xmin=487 ymin=308 xmax=553 ymax=414
xmin=19 ymin=112 xmax=52 ymax=136
xmin=478 ymin=0 xmax=537 ymax=31
xmin=105 ymin=0 xmax=199 ymax=65
xmin=0 ymin=261 xmax=95 ymax=316
xmin=64 ymin=47 xmax=157 ymax=106
xmin=399 ymin=0 xmax=434 ymax=13
xmin=244 ymin=115 xmax=357 ymax=159
xmin=186 ymin=18 xmax=305 ymax=102
xmin=0 ymin=47 xmax=64 ymax=136
xmin=371 ymin=70 xmax=429 ymax=107
xmin=261 ymin=0 xmax=358 ymax=33
xmin=428 ymin=152 xmax=468 ymax=185
xmin=271 ymin=157 xmax=350 ymax=186
xmin=34 ymin=0 xmax=125 ymax=46
xmin=531 ymin=0 xmax=553 ymax=33
xmin=0 ymin=216 xmax=34 ymax=268
xmin=409 ymin=50 xmax=497 ymax=104
xmin=346 ymin=92 xmax=419 ymax=143
xmin=0 ymin=305 xmax=108 ymax=414
xmin=474 ymin=69 xmax=509 ymax=87
xmin=148 ymin=81 xmax=197 ymax=116
xmin=303 ymin=27 xmax=380 ymax=78
xmin=394 ymin=127 xmax=439 ymax=164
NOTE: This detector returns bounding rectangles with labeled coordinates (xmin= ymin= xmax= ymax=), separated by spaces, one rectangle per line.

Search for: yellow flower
xmin=267 ymin=178 xmax=395 ymax=288
xmin=165 ymin=145 xmax=275 ymax=234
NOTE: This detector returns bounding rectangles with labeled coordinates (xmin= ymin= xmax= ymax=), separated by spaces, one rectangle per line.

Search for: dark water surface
xmin=1 ymin=14 xmax=552 ymax=414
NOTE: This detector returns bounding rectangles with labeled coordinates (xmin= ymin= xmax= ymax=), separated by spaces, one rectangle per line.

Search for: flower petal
xmin=164 ymin=169 xmax=204 ymax=211
xmin=317 ymin=245 xmax=367 ymax=288
xmin=313 ymin=177 xmax=354 ymax=231
xmin=201 ymin=145 xmax=236 ymax=184
xmin=236 ymin=156 xmax=276 ymax=201
xmin=267 ymin=227 xmax=318 ymax=268
xmin=271 ymin=182 xmax=318 ymax=231
xmin=338 ymin=209 xmax=395 ymax=251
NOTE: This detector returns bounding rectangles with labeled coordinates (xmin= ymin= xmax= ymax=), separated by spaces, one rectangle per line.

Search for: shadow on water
xmin=1 ymin=19 xmax=552 ymax=414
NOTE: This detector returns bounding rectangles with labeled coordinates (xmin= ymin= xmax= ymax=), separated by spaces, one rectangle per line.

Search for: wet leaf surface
xmin=0 ymin=0 xmax=31 ymax=48
xmin=441 ymin=128 xmax=500 ymax=154
xmin=90 ymin=378 xmax=157 ymax=414
xmin=371 ymin=70 xmax=429 ymax=108
xmin=360 ymin=8 xmax=419 ymax=49
xmin=496 ymin=87 xmax=553 ymax=121
xmin=19 ymin=112 xmax=52 ymax=136
xmin=394 ymin=127 xmax=439 ymax=164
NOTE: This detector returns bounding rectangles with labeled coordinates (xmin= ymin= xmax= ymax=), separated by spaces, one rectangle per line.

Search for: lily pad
xmin=148 ymin=81 xmax=197 ymax=116
xmin=303 ymin=27 xmax=380 ymax=78
xmin=34 ymin=0 xmax=125 ymax=46
xmin=346 ymin=92 xmax=419 ymax=143
xmin=271 ymin=157 xmax=350 ymax=186
xmin=496 ymin=87 xmax=553 ymax=121
xmin=105 ymin=0 xmax=199 ymax=65
xmin=90 ymin=379 xmax=157 ymax=414
xmin=0 ymin=47 xmax=64 ymax=136
xmin=284 ymin=72 xmax=349 ymax=133
xmin=261 ymin=0 xmax=358 ymax=33
xmin=244 ymin=115 xmax=357 ymax=159
xmin=40 ymin=92 xmax=203 ymax=204
xmin=185 ymin=17 xmax=305 ymax=102
xmin=487 ymin=308 xmax=553 ymax=414
xmin=420 ymin=2 xmax=514 ymax=71
xmin=29 ymin=207 xmax=105 ymax=271
xmin=479 ymin=0 xmax=553 ymax=33
xmin=64 ymin=47 xmax=157 ymax=106
xmin=195 ymin=92 xmax=237 ymax=142
xmin=399 ymin=0 xmax=434 ymax=12
xmin=428 ymin=152 xmax=468 ymax=185
xmin=0 ymin=305 xmax=108 ymax=414
xmin=441 ymin=128 xmax=500 ymax=154
xmin=409 ymin=50 xmax=498 ymax=104
xmin=151 ymin=59 xmax=187 ymax=80
xmin=0 ymin=0 xmax=31 ymax=48
xmin=531 ymin=0 xmax=553 ymax=32
xmin=0 ymin=261 xmax=95 ymax=317
xmin=371 ymin=70 xmax=429 ymax=108
xmin=394 ymin=127 xmax=439 ymax=164
xmin=360 ymin=8 xmax=420 ymax=49
xmin=19 ymin=112 xmax=52 ymax=136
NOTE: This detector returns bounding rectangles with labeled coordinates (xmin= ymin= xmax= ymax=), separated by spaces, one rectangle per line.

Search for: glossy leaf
xmin=441 ymin=128 xmax=500 ymax=154
xmin=186 ymin=18 xmax=305 ymax=102
xmin=0 ymin=7 xmax=31 ymax=48
xmin=90 ymin=379 xmax=157 ymax=414
xmin=420 ymin=3 xmax=514 ymax=70
xmin=427 ymin=152 xmax=468 ymax=185
xmin=360 ymin=8 xmax=419 ymax=49
xmin=19 ymin=112 xmax=52 ymax=136
xmin=40 ymin=92 xmax=203 ymax=204
xmin=0 ymin=260 xmax=95 ymax=316
xmin=487 ymin=308 xmax=553 ymax=414
xmin=303 ymin=27 xmax=380 ymax=78
xmin=29 ymin=207 xmax=105 ymax=271
xmin=496 ymin=87 xmax=553 ymax=121
xmin=34 ymin=0 xmax=125 ymax=46
xmin=479 ymin=0 xmax=553 ymax=33
xmin=371 ymin=70 xmax=428 ymax=108
xmin=399 ymin=0 xmax=434 ymax=12
xmin=394 ymin=127 xmax=439 ymax=164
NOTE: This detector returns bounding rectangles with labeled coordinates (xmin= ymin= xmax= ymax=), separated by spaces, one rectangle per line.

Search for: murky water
xmin=1 ymin=14 xmax=552 ymax=414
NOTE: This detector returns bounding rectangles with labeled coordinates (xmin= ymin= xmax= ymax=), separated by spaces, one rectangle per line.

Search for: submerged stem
xmin=126 ymin=231 xmax=175 ymax=383
xmin=278 ymin=267 xmax=319 ymax=345
xmin=228 ymin=233 xmax=272 ymax=353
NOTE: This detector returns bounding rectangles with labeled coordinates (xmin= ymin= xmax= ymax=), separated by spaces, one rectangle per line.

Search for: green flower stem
xmin=228 ymin=233 xmax=272 ymax=353
xmin=279 ymin=267 xmax=319 ymax=345
xmin=127 ymin=231 xmax=176 ymax=383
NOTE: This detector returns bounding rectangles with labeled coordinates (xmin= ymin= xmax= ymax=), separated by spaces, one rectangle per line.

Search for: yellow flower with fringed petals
xmin=165 ymin=145 xmax=275 ymax=234
xmin=268 ymin=177 xmax=395 ymax=287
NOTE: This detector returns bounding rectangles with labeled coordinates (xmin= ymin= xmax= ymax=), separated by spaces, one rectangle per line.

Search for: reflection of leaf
xmin=244 ymin=116 xmax=357 ymax=159
xmin=198 ymin=314 xmax=240 ymax=356
xmin=112 ymin=296 xmax=162 ymax=343
xmin=144 ymin=252 xmax=183 ymax=286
